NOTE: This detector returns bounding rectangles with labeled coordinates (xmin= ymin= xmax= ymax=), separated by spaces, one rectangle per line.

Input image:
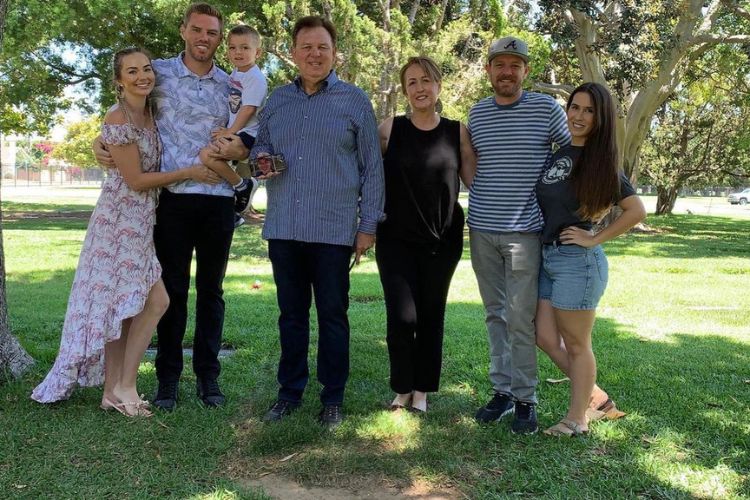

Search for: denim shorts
xmin=538 ymin=243 xmax=608 ymax=310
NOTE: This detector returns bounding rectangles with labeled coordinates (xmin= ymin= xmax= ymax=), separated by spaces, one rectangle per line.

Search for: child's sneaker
xmin=233 ymin=213 xmax=245 ymax=228
xmin=234 ymin=177 xmax=259 ymax=213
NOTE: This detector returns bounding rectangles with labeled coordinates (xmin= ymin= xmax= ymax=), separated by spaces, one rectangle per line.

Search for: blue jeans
xmin=268 ymin=239 xmax=352 ymax=405
xmin=538 ymin=243 xmax=608 ymax=310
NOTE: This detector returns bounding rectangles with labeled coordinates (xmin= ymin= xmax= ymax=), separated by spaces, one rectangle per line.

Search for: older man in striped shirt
xmin=468 ymin=37 xmax=570 ymax=434
xmin=251 ymin=16 xmax=384 ymax=429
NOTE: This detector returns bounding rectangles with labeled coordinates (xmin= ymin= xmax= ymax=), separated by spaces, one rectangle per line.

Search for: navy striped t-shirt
xmin=467 ymin=91 xmax=570 ymax=233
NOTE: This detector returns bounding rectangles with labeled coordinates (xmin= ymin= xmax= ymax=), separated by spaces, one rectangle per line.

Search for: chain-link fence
xmin=1 ymin=162 xmax=104 ymax=186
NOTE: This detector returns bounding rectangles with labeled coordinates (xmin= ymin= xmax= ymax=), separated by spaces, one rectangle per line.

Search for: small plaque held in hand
xmin=249 ymin=155 xmax=287 ymax=177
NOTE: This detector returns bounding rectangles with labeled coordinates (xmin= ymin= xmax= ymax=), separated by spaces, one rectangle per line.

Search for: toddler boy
xmin=200 ymin=24 xmax=268 ymax=227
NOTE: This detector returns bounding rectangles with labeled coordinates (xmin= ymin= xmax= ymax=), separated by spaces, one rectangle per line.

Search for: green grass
xmin=1 ymin=192 xmax=749 ymax=498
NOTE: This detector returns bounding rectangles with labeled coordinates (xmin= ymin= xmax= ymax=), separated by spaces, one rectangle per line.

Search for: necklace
xmin=119 ymin=97 xmax=152 ymax=130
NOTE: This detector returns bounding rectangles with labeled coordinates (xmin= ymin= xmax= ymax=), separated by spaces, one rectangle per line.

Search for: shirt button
xmin=298 ymin=156 xmax=302 ymax=160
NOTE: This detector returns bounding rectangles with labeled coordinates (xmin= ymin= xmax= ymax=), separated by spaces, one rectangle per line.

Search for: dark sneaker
xmin=511 ymin=401 xmax=538 ymax=434
xmin=475 ymin=392 xmax=515 ymax=423
xmin=318 ymin=404 xmax=344 ymax=429
xmin=234 ymin=177 xmax=259 ymax=213
xmin=233 ymin=213 xmax=245 ymax=228
xmin=263 ymin=399 xmax=300 ymax=422
xmin=196 ymin=377 xmax=225 ymax=407
xmin=153 ymin=380 xmax=179 ymax=412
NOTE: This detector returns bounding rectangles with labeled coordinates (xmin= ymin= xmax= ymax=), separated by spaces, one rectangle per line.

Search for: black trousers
xmin=375 ymin=235 xmax=462 ymax=393
xmin=268 ymin=240 xmax=352 ymax=405
xmin=153 ymin=190 xmax=234 ymax=383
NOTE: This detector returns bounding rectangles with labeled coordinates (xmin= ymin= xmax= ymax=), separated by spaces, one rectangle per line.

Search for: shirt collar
xmin=176 ymin=51 xmax=219 ymax=79
xmin=493 ymin=90 xmax=527 ymax=109
xmin=294 ymin=70 xmax=339 ymax=94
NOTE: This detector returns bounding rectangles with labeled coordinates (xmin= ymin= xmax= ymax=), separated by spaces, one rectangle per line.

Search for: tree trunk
xmin=0 ymin=0 xmax=35 ymax=380
xmin=655 ymin=185 xmax=679 ymax=215
xmin=434 ymin=0 xmax=450 ymax=33
xmin=375 ymin=0 xmax=399 ymax=121
xmin=567 ymin=1 xmax=715 ymax=183
xmin=408 ymin=0 xmax=419 ymax=24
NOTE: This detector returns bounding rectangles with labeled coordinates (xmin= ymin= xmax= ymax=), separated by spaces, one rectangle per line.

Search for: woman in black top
xmin=376 ymin=56 xmax=476 ymax=413
xmin=535 ymin=82 xmax=646 ymax=436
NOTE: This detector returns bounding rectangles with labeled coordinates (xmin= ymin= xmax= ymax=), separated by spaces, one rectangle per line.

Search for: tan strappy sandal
xmin=103 ymin=397 xmax=153 ymax=418
xmin=543 ymin=418 xmax=589 ymax=437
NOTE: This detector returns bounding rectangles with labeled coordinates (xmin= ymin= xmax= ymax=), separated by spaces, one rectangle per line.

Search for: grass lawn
xmin=1 ymin=189 xmax=749 ymax=498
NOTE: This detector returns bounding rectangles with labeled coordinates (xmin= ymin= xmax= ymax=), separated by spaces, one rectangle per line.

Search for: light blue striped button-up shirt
xmin=252 ymin=71 xmax=385 ymax=247
xmin=152 ymin=54 xmax=232 ymax=197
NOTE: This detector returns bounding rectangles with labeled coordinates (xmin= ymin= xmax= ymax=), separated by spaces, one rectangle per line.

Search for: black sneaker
xmin=511 ymin=401 xmax=538 ymax=434
xmin=153 ymin=380 xmax=179 ymax=412
xmin=196 ymin=377 xmax=225 ymax=407
xmin=234 ymin=177 xmax=259 ymax=213
xmin=318 ymin=404 xmax=344 ymax=429
xmin=475 ymin=392 xmax=515 ymax=423
xmin=263 ymin=399 xmax=300 ymax=422
xmin=233 ymin=213 xmax=245 ymax=228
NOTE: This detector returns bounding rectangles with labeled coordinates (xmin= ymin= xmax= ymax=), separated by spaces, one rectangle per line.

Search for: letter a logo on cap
xmin=487 ymin=36 xmax=529 ymax=63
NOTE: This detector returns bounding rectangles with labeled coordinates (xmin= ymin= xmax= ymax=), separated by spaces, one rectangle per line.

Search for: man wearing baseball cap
xmin=467 ymin=36 xmax=570 ymax=433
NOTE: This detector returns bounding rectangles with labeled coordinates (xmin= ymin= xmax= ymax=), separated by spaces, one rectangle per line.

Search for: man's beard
xmin=493 ymin=79 xmax=522 ymax=98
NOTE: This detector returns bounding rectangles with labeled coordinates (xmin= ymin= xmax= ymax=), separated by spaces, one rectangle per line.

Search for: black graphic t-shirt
xmin=535 ymin=145 xmax=636 ymax=244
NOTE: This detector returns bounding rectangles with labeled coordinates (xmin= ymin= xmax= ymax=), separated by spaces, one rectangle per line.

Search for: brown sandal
xmin=543 ymin=418 xmax=589 ymax=437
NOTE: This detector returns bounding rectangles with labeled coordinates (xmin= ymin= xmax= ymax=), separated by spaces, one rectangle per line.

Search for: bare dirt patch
xmin=224 ymin=442 xmax=462 ymax=500
xmin=242 ymin=474 xmax=461 ymax=499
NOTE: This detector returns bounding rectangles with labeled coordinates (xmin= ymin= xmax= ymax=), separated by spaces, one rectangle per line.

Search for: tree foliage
xmin=641 ymin=47 xmax=750 ymax=214
xmin=1 ymin=0 xmax=546 ymax=131
xmin=535 ymin=0 xmax=750 ymax=185
xmin=52 ymin=116 xmax=100 ymax=169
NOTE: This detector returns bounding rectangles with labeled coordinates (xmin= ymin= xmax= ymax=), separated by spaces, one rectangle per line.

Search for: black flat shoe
xmin=196 ymin=377 xmax=225 ymax=407
xmin=263 ymin=399 xmax=300 ymax=422
xmin=153 ymin=380 xmax=179 ymax=412
xmin=318 ymin=404 xmax=344 ymax=429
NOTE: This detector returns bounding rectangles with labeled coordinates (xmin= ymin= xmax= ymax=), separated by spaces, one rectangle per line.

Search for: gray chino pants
xmin=470 ymin=230 xmax=540 ymax=403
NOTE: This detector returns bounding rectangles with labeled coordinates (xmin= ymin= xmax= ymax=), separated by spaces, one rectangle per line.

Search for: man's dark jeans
xmin=154 ymin=190 xmax=234 ymax=383
xmin=268 ymin=239 xmax=352 ymax=405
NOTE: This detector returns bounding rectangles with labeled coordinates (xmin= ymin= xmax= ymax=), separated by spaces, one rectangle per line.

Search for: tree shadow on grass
xmin=4 ymin=217 xmax=89 ymax=232
xmin=606 ymin=214 xmax=750 ymax=259
xmin=228 ymin=225 xmax=269 ymax=260
xmin=7 ymin=220 xmax=748 ymax=497
xmin=223 ymin=306 xmax=749 ymax=498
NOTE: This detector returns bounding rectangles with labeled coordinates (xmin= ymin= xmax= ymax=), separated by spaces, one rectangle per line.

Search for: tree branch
xmin=691 ymin=33 xmax=750 ymax=46
xmin=30 ymin=51 xmax=99 ymax=82
xmin=265 ymin=47 xmax=295 ymax=69
xmin=721 ymin=0 xmax=750 ymax=22
xmin=532 ymin=82 xmax=574 ymax=99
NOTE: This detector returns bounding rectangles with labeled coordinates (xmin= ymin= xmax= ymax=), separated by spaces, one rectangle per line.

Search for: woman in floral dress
xmin=31 ymin=48 xmax=220 ymax=416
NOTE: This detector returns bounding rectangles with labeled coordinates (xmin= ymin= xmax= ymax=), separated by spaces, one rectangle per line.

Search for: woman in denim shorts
xmin=534 ymin=83 xmax=646 ymax=436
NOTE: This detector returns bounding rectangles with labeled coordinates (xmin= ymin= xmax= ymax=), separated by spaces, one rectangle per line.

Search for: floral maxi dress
xmin=31 ymin=123 xmax=162 ymax=403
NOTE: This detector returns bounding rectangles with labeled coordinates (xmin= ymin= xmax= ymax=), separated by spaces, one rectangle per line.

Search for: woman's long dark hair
xmin=568 ymin=82 xmax=620 ymax=221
